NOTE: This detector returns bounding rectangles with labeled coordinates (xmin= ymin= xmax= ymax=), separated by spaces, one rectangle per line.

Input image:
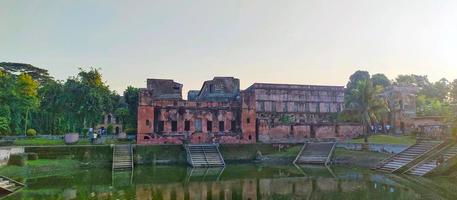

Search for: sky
xmin=1 ymin=0 xmax=457 ymax=95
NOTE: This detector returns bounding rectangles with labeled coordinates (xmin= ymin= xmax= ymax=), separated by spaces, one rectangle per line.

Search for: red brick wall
xmin=315 ymin=125 xmax=336 ymax=139
xmin=241 ymin=90 xmax=256 ymax=143
xmin=137 ymin=105 xmax=154 ymax=144
xmin=292 ymin=125 xmax=311 ymax=139
xmin=338 ymin=125 xmax=363 ymax=139
xmin=258 ymin=123 xmax=311 ymax=143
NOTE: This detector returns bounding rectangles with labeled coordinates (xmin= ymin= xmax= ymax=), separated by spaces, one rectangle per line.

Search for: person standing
xmin=92 ymin=131 xmax=98 ymax=144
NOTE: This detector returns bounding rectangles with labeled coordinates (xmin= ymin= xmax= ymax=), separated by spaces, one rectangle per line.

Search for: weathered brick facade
xmin=381 ymin=86 xmax=418 ymax=134
xmin=243 ymin=83 xmax=361 ymax=143
xmin=137 ymin=77 xmax=363 ymax=144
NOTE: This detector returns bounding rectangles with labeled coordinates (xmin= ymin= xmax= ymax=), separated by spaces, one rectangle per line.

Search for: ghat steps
xmin=185 ymin=144 xmax=225 ymax=167
xmin=294 ymin=142 xmax=336 ymax=165
xmin=405 ymin=143 xmax=457 ymax=176
xmin=375 ymin=140 xmax=443 ymax=173
xmin=112 ymin=144 xmax=134 ymax=171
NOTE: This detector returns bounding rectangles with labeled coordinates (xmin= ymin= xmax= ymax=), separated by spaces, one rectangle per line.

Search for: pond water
xmin=4 ymin=164 xmax=457 ymax=200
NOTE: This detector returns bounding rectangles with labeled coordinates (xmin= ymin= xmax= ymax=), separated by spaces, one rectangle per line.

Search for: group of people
xmin=88 ymin=127 xmax=106 ymax=144
xmin=370 ymin=124 xmax=391 ymax=134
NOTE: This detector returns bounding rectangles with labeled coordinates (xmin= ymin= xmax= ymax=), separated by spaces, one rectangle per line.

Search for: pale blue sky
xmin=1 ymin=0 xmax=457 ymax=94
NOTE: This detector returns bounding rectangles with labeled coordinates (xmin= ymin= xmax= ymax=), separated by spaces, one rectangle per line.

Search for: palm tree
xmin=347 ymin=78 xmax=388 ymax=144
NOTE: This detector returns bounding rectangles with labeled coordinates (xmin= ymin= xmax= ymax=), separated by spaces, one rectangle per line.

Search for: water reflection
xmin=6 ymin=164 xmax=457 ymax=200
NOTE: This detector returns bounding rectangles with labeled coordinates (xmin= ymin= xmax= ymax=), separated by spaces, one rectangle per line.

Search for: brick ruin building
xmin=381 ymin=86 xmax=418 ymax=134
xmin=381 ymin=86 xmax=448 ymax=137
xmin=137 ymin=77 xmax=363 ymax=145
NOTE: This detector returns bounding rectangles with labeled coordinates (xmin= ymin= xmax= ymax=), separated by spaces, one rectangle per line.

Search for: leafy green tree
xmin=0 ymin=62 xmax=52 ymax=84
xmin=61 ymin=68 xmax=117 ymax=133
xmin=123 ymin=86 xmax=139 ymax=129
xmin=345 ymin=70 xmax=370 ymax=107
xmin=0 ymin=117 xmax=10 ymax=135
xmin=15 ymin=73 xmax=40 ymax=134
xmin=346 ymin=79 xmax=388 ymax=143
xmin=371 ymin=73 xmax=391 ymax=88
xmin=114 ymin=107 xmax=129 ymax=128
xmin=450 ymin=79 xmax=457 ymax=103
xmin=35 ymin=80 xmax=66 ymax=134
xmin=395 ymin=74 xmax=430 ymax=87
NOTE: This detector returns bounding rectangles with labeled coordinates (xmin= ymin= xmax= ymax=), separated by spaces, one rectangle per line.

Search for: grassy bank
xmin=332 ymin=148 xmax=389 ymax=167
xmin=428 ymin=155 xmax=457 ymax=177
xmin=349 ymin=134 xmax=416 ymax=145
xmin=0 ymin=159 xmax=81 ymax=179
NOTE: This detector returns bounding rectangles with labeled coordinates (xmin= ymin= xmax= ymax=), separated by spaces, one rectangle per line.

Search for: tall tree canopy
xmin=371 ymin=73 xmax=391 ymax=88
xmin=123 ymin=86 xmax=140 ymax=130
xmin=0 ymin=62 xmax=52 ymax=84
xmin=346 ymin=78 xmax=388 ymax=142
xmin=0 ymin=64 xmax=133 ymax=135
xmin=345 ymin=70 xmax=371 ymax=107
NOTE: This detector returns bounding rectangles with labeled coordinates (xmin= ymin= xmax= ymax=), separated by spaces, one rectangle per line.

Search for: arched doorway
xmin=115 ymin=127 xmax=120 ymax=134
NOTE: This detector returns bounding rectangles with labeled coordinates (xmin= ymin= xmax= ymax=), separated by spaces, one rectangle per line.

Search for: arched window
xmin=146 ymin=120 xmax=150 ymax=126
xmin=107 ymin=115 xmax=112 ymax=124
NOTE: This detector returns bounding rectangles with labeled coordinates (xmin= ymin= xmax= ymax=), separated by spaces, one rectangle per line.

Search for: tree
xmin=0 ymin=117 xmax=9 ymax=135
xmin=114 ymin=107 xmax=129 ymax=128
xmin=123 ymin=86 xmax=139 ymax=129
xmin=371 ymin=73 xmax=391 ymax=88
xmin=346 ymin=78 xmax=388 ymax=143
xmin=451 ymin=79 xmax=457 ymax=103
xmin=0 ymin=62 xmax=52 ymax=84
xmin=61 ymin=68 xmax=119 ymax=133
xmin=36 ymin=80 xmax=66 ymax=134
xmin=346 ymin=70 xmax=370 ymax=91
xmin=15 ymin=73 xmax=39 ymax=134
xmin=345 ymin=70 xmax=370 ymax=107
xmin=395 ymin=74 xmax=430 ymax=87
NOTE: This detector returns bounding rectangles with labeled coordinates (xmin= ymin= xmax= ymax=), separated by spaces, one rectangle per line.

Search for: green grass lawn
xmin=349 ymin=134 xmax=416 ymax=145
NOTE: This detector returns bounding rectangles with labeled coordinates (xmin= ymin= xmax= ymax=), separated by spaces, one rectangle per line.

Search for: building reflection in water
xmin=133 ymin=167 xmax=419 ymax=200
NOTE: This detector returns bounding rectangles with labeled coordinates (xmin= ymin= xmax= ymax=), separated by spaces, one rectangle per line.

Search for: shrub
xmin=82 ymin=128 xmax=89 ymax=138
xmin=27 ymin=152 xmax=39 ymax=160
xmin=8 ymin=153 xmax=27 ymax=166
xmin=125 ymin=128 xmax=137 ymax=135
xmin=0 ymin=117 xmax=10 ymax=135
xmin=107 ymin=124 xmax=114 ymax=135
xmin=26 ymin=128 xmax=37 ymax=137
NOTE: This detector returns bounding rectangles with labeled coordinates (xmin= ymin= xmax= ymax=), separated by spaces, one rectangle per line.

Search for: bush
xmin=82 ymin=128 xmax=89 ymax=138
xmin=26 ymin=129 xmax=37 ymax=137
xmin=8 ymin=153 xmax=27 ymax=166
xmin=125 ymin=128 xmax=137 ymax=135
xmin=0 ymin=117 xmax=10 ymax=135
xmin=27 ymin=152 xmax=39 ymax=160
xmin=107 ymin=124 xmax=114 ymax=135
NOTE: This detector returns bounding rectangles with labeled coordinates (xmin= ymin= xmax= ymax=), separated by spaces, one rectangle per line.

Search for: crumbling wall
xmin=137 ymin=106 xmax=154 ymax=144
xmin=241 ymin=90 xmax=256 ymax=143
xmin=338 ymin=125 xmax=364 ymax=139
xmin=315 ymin=125 xmax=337 ymax=139
xmin=146 ymin=79 xmax=183 ymax=100
xmin=194 ymin=77 xmax=240 ymax=102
